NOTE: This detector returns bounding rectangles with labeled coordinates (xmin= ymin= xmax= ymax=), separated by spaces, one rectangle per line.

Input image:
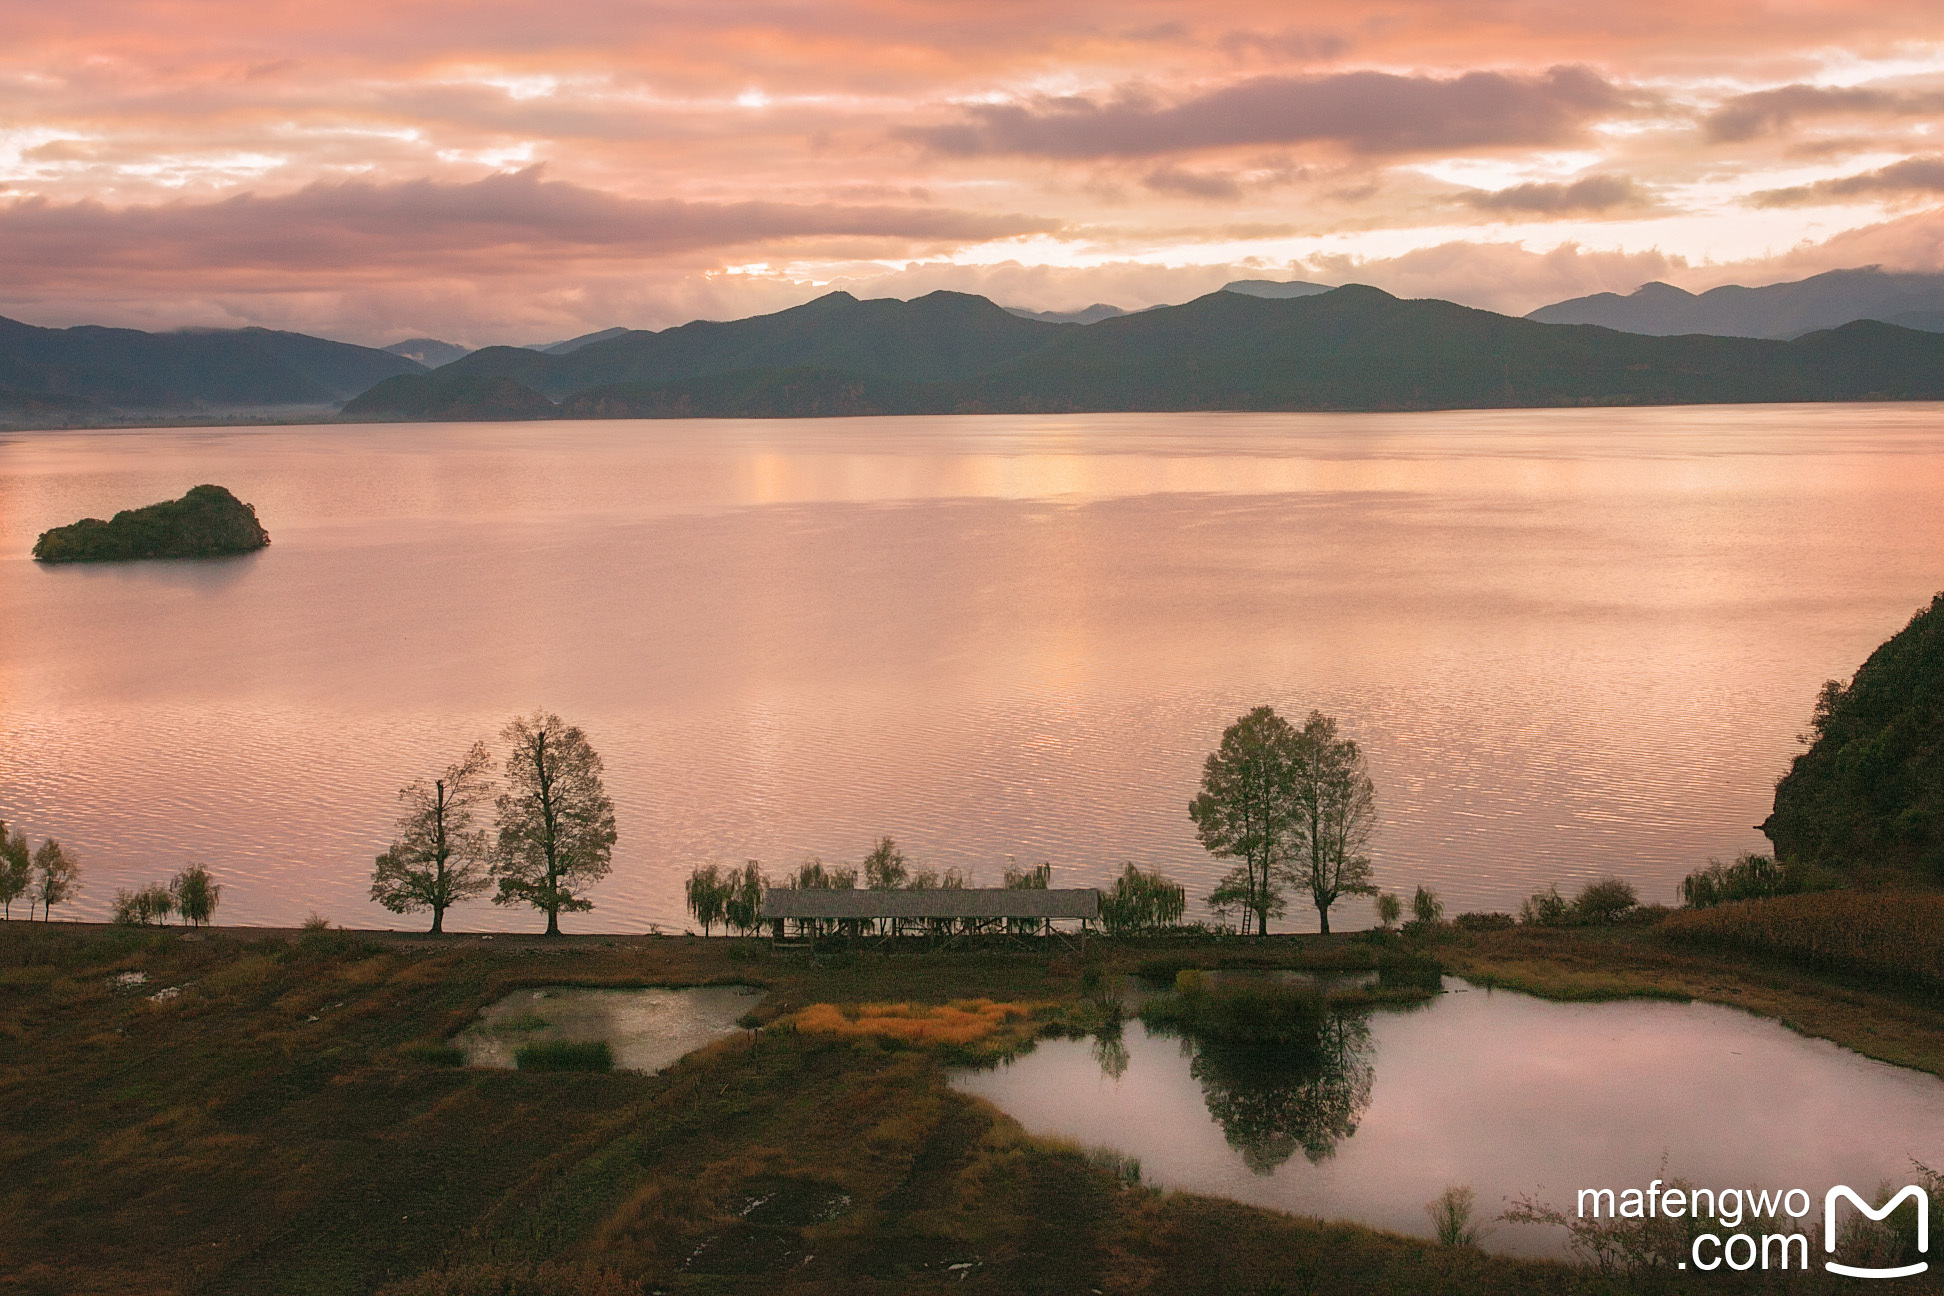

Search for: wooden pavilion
xmin=761 ymin=887 xmax=1100 ymax=946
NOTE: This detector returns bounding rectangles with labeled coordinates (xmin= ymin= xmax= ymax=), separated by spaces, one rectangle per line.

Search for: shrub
xmin=1519 ymin=885 xmax=1571 ymax=926
xmin=1140 ymin=979 xmax=1327 ymax=1049
xmin=1376 ymin=954 xmax=1444 ymax=992
xmin=514 ymin=1040 xmax=614 ymax=1072
xmin=111 ymin=884 xmax=174 ymax=926
xmin=1678 ymin=852 xmax=1840 ymax=908
xmin=1573 ymin=877 xmax=1638 ymax=925
xmin=1427 ymin=1184 xmax=1484 ymax=1247
xmin=1452 ymin=911 xmax=1514 ymax=932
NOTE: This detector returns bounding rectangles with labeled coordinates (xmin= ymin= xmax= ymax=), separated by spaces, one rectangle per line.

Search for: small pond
xmin=463 ymin=985 xmax=762 ymax=1073
xmin=952 ymin=980 xmax=1944 ymax=1255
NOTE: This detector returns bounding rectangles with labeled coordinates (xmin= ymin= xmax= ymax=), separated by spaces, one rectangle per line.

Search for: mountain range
xmin=342 ymin=284 xmax=1944 ymax=421
xmin=0 ymin=317 xmax=423 ymax=423
xmin=15 ymin=265 xmax=1944 ymax=428
xmin=1525 ymin=267 xmax=1944 ymax=338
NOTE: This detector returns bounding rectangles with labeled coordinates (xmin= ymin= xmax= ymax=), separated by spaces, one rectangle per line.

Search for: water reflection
xmin=1091 ymin=1017 xmax=1131 ymax=1080
xmin=1176 ymin=1013 xmax=1376 ymax=1173
xmin=8 ymin=409 xmax=1944 ymax=928
xmin=951 ymin=985 xmax=1944 ymax=1255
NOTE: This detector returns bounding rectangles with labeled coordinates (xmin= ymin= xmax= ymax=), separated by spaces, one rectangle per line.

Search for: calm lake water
xmin=4 ymin=406 xmax=1944 ymax=930
xmin=952 ymin=984 xmax=1944 ymax=1255
xmin=462 ymin=985 xmax=761 ymax=1072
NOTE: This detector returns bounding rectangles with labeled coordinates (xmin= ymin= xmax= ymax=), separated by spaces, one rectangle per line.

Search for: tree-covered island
xmin=31 ymin=483 xmax=270 ymax=562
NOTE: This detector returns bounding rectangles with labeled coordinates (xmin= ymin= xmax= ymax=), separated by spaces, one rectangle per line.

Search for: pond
xmin=952 ymin=982 xmax=1944 ymax=1255
xmin=462 ymin=984 xmax=762 ymax=1073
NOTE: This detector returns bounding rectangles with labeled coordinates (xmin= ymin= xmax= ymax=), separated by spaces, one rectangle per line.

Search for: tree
xmin=1003 ymin=861 xmax=1051 ymax=889
xmin=1189 ymin=706 xmax=1304 ymax=936
xmin=1573 ymin=877 xmax=1638 ymax=925
xmin=1410 ymin=886 xmax=1443 ymax=928
xmin=371 ymin=741 xmax=494 ymax=934
xmin=171 ymin=863 xmax=222 ymax=927
xmin=1281 ymin=711 xmax=1379 ymax=935
xmin=685 ymin=864 xmax=732 ymax=935
xmin=491 ymin=711 xmax=618 ymax=935
xmin=1375 ymin=893 xmax=1402 ymax=930
xmin=0 ymin=823 xmax=29 ymax=920
xmin=32 ymin=839 xmax=78 ymax=922
xmin=862 ymin=836 xmax=908 ymax=890
xmin=788 ymin=858 xmax=856 ymax=889
xmin=1100 ymin=863 xmax=1187 ymax=935
xmin=113 ymin=884 xmax=174 ymax=926
xmin=723 ymin=861 xmax=770 ymax=934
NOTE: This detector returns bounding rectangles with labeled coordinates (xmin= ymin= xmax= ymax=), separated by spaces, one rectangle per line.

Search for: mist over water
xmin=3 ymin=406 xmax=1943 ymax=931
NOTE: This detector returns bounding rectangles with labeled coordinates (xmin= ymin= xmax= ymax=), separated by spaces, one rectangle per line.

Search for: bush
xmin=1573 ymin=877 xmax=1638 ymax=925
xmin=1140 ymin=979 xmax=1327 ymax=1049
xmin=111 ymin=884 xmax=174 ymax=926
xmin=1376 ymin=954 xmax=1445 ymax=992
xmin=1452 ymin=911 xmax=1514 ymax=932
xmin=1519 ymin=885 xmax=1571 ymax=926
xmin=514 ymin=1040 xmax=614 ymax=1072
xmin=1678 ymin=852 xmax=1840 ymax=908
xmin=1427 ymin=1184 xmax=1484 ymax=1248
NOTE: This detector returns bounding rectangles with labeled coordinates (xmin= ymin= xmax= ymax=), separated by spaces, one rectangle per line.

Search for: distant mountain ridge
xmin=344 ymin=284 xmax=1944 ymax=422
xmin=0 ymin=317 xmax=424 ymax=423
xmin=383 ymin=338 xmax=472 ymax=368
xmin=1527 ymin=267 xmax=1944 ymax=339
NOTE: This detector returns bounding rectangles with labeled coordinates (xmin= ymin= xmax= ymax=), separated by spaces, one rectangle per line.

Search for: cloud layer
xmin=5 ymin=1 xmax=1944 ymax=342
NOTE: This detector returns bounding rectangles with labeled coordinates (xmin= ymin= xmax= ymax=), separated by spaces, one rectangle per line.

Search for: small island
xmin=32 ymin=484 xmax=271 ymax=562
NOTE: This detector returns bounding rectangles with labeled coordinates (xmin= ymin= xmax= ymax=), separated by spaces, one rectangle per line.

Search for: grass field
xmin=1 ymin=920 xmax=1931 ymax=1294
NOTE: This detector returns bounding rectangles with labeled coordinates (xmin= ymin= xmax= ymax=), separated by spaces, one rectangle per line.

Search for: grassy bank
xmin=1438 ymin=915 xmax=1944 ymax=1078
xmin=0 ymin=919 xmax=1930 ymax=1294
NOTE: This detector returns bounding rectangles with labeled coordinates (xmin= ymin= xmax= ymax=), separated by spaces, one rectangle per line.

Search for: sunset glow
xmin=8 ymin=1 xmax=1944 ymax=342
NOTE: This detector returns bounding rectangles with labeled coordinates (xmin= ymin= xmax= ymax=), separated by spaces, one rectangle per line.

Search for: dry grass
xmin=792 ymin=999 xmax=1041 ymax=1045
xmin=0 ymin=921 xmax=1890 ymax=1295
xmin=1661 ymin=891 xmax=1944 ymax=990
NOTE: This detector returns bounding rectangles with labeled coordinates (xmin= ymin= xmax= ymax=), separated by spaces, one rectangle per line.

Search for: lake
xmin=952 ymin=983 xmax=1944 ymax=1256
xmin=3 ymin=405 xmax=1944 ymax=930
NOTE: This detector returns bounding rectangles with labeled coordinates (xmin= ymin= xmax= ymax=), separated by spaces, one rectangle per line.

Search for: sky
xmin=7 ymin=1 xmax=1944 ymax=346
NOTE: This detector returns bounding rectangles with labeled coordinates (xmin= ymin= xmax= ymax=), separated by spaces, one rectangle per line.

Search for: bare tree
xmin=1280 ymin=711 xmax=1378 ymax=935
xmin=1189 ymin=706 xmax=1303 ymax=936
xmin=371 ymin=741 xmax=494 ymax=933
xmin=32 ymin=839 xmax=78 ymax=922
xmin=0 ymin=822 xmax=29 ymax=919
xmin=492 ymin=712 xmax=617 ymax=935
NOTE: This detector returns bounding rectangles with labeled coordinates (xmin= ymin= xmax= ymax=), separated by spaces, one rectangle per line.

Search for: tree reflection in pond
xmin=1090 ymin=1018 xmax=1131 ymax=1080
xmin=1151 ymin=1012 xmax=1375 ymax=1174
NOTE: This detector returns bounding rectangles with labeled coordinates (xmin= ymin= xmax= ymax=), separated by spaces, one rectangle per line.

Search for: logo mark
xmin=1825 ymin=1185 xmax=1929 ymax=1279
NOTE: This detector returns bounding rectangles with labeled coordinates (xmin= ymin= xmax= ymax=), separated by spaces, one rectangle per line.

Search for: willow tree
xmin=492 ymin=712 xmax=617 ymax=935
xmin=1281 ymin=711 xmax=1378 ymax=935
xmin=171 ymin=864 xmax=222 ymax=927
xmin=1189 ymin=706 xmax=1304 ymax=935
xmin=372 ymin=741 xmax=494 ymax=933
